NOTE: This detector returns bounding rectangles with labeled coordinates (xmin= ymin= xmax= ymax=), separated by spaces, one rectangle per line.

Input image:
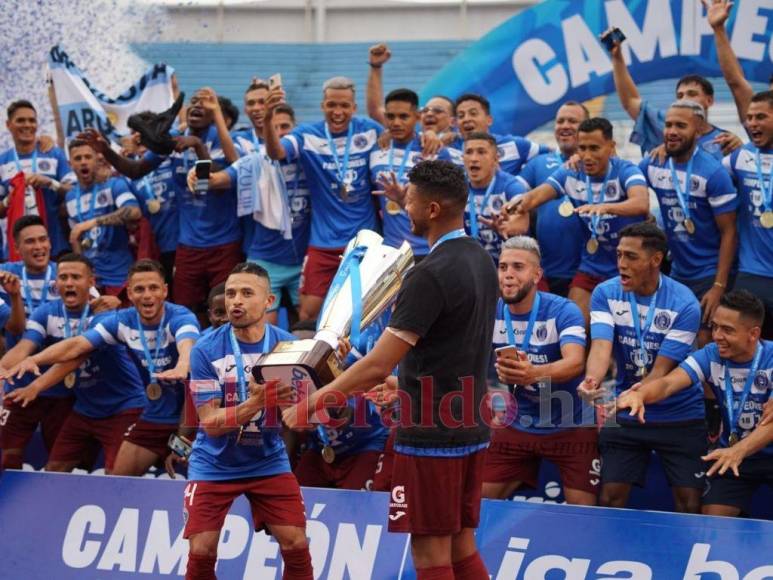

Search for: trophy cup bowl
xmin=252 ymin=230 xmax=414 ymax=395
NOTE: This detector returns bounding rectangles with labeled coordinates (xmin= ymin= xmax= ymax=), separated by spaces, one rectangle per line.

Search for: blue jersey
xmin=226 ymin=154 xmax=311 ymax=266
xmin=232 ymin=128 xmax=262 ymax=156
xmin=590 ymin=275 xmax=704 ymax=423
xmin=492 ymin=293 xmax=591 ymax=433
xmin=641 ymin=150 xmax=737 ymax=280
xmin=447 ymin=133 xmax=549 ymax=176
xmin=723 ymin=144 xmax=773 ymax=277
xmin=632 ymin=101 xmax=727 ymax=160
xmin=188 ymin=323 xmax=295 ymax=481
xmin=0 ymin=145 xmax=71 ymax=257
xmin=465 ymin=170 xmax=526 ymax=262
xmin=681 ymin=341 xmax=773 ymax=457
xmin=518 ymin=152 xmax=584 ymax=279
xmin=0 ymin=297 xmax=9 ymax=335
xmin=0 ymin=261 xmax=58 ymax=349
xmin=130 ymin=157 xmax=180 ymax=254
xmin=547 ymin=157 xmax=647 ymax=279
xmin=281 ymin=117 xmax=382 ymax=248
xmin=83 ymin=303 xmax=200 ymax=424
xmin=145 ymin=126 xmax=240 ymax=249
xmin=369 ymin=137 xmax=435 ymax=255
xmin=23 ymin=300 xmax=145 ymax=417
xmin=64 ymin=177 xmax=138 ymax=287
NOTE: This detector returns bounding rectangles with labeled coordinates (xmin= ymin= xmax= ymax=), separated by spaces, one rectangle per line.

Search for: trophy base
xmin=252 ymin=339 xmax=342 ymax=393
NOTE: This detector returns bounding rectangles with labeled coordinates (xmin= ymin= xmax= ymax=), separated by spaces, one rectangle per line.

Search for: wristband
xmin=368 ymin=62 xmax=382 ymax=68
xmin=48 ymin=179 xmax=61 ymax=192
xmin=713 ymin=281 xmax=725 ymax=289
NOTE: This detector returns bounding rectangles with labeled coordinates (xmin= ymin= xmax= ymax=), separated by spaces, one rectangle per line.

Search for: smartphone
xmin=269 ymin=73 xmax=282 ymax=89
xmin=194 ymin=159 xmax=212 ymax=194
xmin=600 ymin=27 xmax=626 ymax=52
xmin=495 ymin=345 xmax=518 ymax=359
xmin=168 ymin=433 xmax=192 ymax=459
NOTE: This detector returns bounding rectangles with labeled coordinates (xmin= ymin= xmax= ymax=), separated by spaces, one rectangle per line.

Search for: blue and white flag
xmin=48 ymin=45 xmax=175 ymax=144
xmin=421 ymin=0 xmax=773 ymax=136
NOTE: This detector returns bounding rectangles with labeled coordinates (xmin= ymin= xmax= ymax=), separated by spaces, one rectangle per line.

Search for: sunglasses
xmin=420 ymin=106 xmax=449 ymax=116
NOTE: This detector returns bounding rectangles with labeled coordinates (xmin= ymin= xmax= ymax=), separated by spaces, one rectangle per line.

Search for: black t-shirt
xmin=389 ymin=236 xmax=498 ymax=450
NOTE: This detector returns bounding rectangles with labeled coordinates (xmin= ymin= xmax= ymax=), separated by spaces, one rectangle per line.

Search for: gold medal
xmin=146 ymin=199 xmax=161 ymax=214
xmin=728 ymin=432 xmax=739 ymax=447
xmin=683 ymin=217 xmax=696 ymax=235
xmin=586 ymin=238 xmax=599 ymax=254
xmin=80 ymin=237 xmax=92 ymax=250
xmin=558 ymin=200 xmax=574 ymax=218
xmin=64 ymin=372 xmax=77 ymax=389
xmin=321 ymin=445 xmax=336 ymax=464
xmin=339 ymin=183 xmax=349 ymax=200
xmin=386 ymin=200 xmax=401 ymax=215
xmin=761 ymin=210 xmax=773 ymax=229
xmin=146 ymin=382 xmax=162 ymax=401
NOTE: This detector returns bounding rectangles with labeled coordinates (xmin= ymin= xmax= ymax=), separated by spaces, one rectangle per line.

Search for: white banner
xmin=48 ymin=44 xmax=175 ymax=144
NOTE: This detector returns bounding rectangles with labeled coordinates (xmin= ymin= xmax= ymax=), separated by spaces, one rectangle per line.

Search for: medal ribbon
xmin=668 ymin=152 xmax=695 ymax=228
xmin=324 ymin=122 xmax=354 ymax=190
xmin=136 ymin=308 xmax=167 ymax=381
xmin=62 ymin=303 xmax=91 ymax=338
xmin=12 ymin=147 xmax=38 ymax=175
xmin=584 ymin=166 xmax=612 ymax=243
xmin=626 ymin=276 xmax=661 ymax=374
xmin=467 ymin=176 xmax=497 ymax=240
xmin=75 ymin=183 xmax=99 ymax=249
xmin=21 ymin=264 xmax=52 ymax=316
xmin=228 ymin=325 xmax=270 ymax=403
xmin=754 ymin=150 xmax=773 ymax=215
xmin=430 ymin=228 xmax=466 ymax=253
xmin=503 ymin=292 xmax=541 ymax=351
xmin=722 ymin=343 xmax=762 ymax=442
xmin=387 ymin=140 xmax=414 ymax=182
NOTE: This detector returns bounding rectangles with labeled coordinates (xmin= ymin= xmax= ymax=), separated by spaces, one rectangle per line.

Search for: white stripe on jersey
xmin=666 ymin=328 xmax=697 ymax=346
xmin=115 ymin=192 xmax=136 ymax=207
xmin=26 ymin=319 xmax=45 ymax=336
xmin=116 ymin=321 xmax=171 ymax=351
xmin=646 ymin=166 xmax=709 ymax=198
xmin=94 ymin=323 xmax=118 ymax=345
xmin=684 ymin=356 xmax=705 ymax=382
xmin=710 ymin=193 xmax=737 ymax=207
xmin=708 ymin=361 xmax=770 ymax=395
xmin=302 ymin=130 xmax=378 ymax=157
xmin=190 ymin=379 xmax=220 ymax=395
xmin=604 ymin=299 xmax=679 ymax=335
xmin=590 ymin=310 xmax=614 ymax=327
xmin=559 ymin=325 xmax=586 ymax=340
xmin=563 ymin=176 xmax=626 ymax=203
xmin=176 ymin=324 xmax=199 ymax=340
xmin=492 ymin=318 xmax=561 ymax=346
xmin=497 ymin=141 xmax=521 ymax=162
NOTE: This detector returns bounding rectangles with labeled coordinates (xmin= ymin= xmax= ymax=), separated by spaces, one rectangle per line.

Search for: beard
xmin=666 ymin=138 xmax=695 ymax=159
xmin=502 ymin=280 xmax=534 ymax=305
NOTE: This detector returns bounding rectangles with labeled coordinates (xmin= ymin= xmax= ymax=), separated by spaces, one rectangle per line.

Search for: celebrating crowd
xmin=1 ymin=1 xmax=772 ymax=578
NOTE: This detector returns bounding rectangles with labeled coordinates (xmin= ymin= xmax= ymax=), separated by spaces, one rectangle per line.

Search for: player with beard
xmin=4 ymin=260 xmax=200 ymax=476
xmin=284 ymin=160 xmax=497 ymax=580
xmin=640 ymin=100 xmax=738 ymax=346
xmin=517 ymin=102 xmax=589 ymax=297
xmin=232 ymin=81 xmax=270 ymax=155
xmin=506 ymin=118 xmax=650 ymax=324
xmin=65 ymin=140 xmax=141 ymax=294
xmin=580 ymin=223 xmax=705 ymax=513
xmin=183 ymin=262 xmax=312 ymax=580
xmin=723 ymin=91 xmax=773 ymax=340
xmin=483 ymin=236 xmax=597 ymax=504
xmin=79 ymin=88 xmax=242 ymax=316
xmin=618 ymin=290 xmax=773 ymax=518
xmin=2 ymin=254 xmax=145 ymax=474
xmin=263 ymin=77 xmax=383 ymax=321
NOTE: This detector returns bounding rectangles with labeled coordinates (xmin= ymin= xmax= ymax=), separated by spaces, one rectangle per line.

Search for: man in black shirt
xmin=284 ymin=160 xmax=497 ymax=580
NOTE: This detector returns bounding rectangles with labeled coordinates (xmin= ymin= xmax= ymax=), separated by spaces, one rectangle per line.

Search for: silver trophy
xmin=253 ymin=230 xmax=414 ymax=391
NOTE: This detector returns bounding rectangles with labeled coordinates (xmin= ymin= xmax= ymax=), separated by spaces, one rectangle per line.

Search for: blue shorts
xmin=248 ymin=258 xmax=301 ymax=311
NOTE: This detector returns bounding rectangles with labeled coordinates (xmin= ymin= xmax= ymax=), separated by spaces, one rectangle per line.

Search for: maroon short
xmin=570 ymin=271 xmax=605 ymax=293
xmin=294 ymin=449 xmax=382 ymax=490
xmin=388 ymin=449 xmax=486 ymax=535
xmin=483 ymin=426 xmax=600 ymax=494
xmin=299 ymin=246 xmax=344 ymax=298
xmin=0 ymin=396 xmax=74 ymax=454
xmin=173 ymin=241 xmax=243 ymax=310
xmin=49 ymin=408 xmax=143 ymax=471
xmin=183 ymin=472 xmax=307 ymax=538
xmin=371 ymin=429 xmax=396 ymax=492
xmin=124 ymin=419 xmax=178 ymax=458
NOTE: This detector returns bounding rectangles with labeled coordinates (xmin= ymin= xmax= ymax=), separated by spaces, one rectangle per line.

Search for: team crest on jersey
xmin=754 ymin=372 xmax=770 ymax=389
xmin=491 ymin=198 xmax=503 ymax=211
xmin=353 ymin=135 xmax=368 ymax=149
xmin=606 ymin=183 xmax=616 ymax=196
xmin=497 ymin=146 xmax=505 ymax=158
xmin=38 ymin=160 xmax=51 ymax=173
xmin=535 ymin=325 xmax=548 ymax=342
xmin=690 ymin=176 xmax=700 ymax=192
xmin=654 ymin=311 xmax=671 ymax=331
xmin=97 ymin=192 xmax=109 ymax=205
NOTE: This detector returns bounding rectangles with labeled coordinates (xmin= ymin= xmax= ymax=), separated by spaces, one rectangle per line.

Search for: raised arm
xmin=366 ymin=44 xmax=390 ymax=126
xmin=705 ymin=0 xmax=754 ymax=121
xmin=262 ymin=86 xmax=289 ymax=161
xmin=78 ymin=128 xmax=158 ymax=180
xmin=199 ymin=87 xmax=239 ymax=165
xmin=608 ymin=36 xmax=642 ymax=120
xmin=0 ymin=273 xmax=26 ymax=337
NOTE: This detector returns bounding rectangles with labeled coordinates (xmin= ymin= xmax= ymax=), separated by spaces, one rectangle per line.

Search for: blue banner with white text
xmin=421 ymin=0 xmax=773 ymax=136
xmin=0 ymin=471 xmax=771 ymax=579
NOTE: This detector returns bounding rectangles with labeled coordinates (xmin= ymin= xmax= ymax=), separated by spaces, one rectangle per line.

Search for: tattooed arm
xmin=69 ymin=205 xmax=141 ymax=249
